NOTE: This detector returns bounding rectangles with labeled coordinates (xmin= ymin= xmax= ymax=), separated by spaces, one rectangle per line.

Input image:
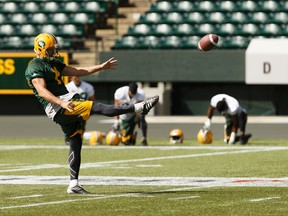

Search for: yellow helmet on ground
xmin=197 ymin=129 xmax=213 ymax=144
xmin=106 ymin=131 xmax=121 ymax=146
xmin=169 ymin=129 xmax=184 ymax=144
xmin=34 ymin=33 xmax=60 ymax=60
xmin=89 ymin=131 xmax=105 ymax=146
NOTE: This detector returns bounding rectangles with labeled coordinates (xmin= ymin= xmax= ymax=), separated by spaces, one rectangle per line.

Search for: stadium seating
xmin=0 ymin=0 xmax=116 ymax=50
xmin=113 ymin=0 xmax=288 ymax=50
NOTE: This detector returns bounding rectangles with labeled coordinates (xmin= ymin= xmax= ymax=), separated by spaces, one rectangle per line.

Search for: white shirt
xmin=114 ymin=86 xmax=145 ymax=120
xmin=66 ymin=80 xmax=95 ymax=100
xmin=210 ymin=94 xmax=239 ymax=115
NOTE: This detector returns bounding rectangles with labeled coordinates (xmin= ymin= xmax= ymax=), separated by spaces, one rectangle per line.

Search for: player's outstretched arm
xmin=63 ymin=57 xmax=118 ymax=77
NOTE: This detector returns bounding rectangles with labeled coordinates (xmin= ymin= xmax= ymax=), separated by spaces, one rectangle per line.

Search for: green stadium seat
xmin=61 ymin=24 xmax=83 ymax=36
xmin=184 ymin=12 xmax=205 ymax=24
xmin=164 ymin=12 xmax=183 ymax=24
xmin=10 ymin=13 xmax=28 ymax=24
xmin=237 ymin=1 xmax=258 ymax=11
xmin=206 ymin=12 xmax=226 ymax=23
xmin=159 ymin=36 xmax=181 ymax=49
xmin=0 ymin=25 xmax=15 ymax=36
xmin=173 ymin=23 xmax=193 ymax=36
xmin=196 ymin=1 xmax=214 ymax=12
xmin=138 ymin=36 xmax=161 ymax=49
xmin=113 ymin=36 xmax=138 ymax=49
xmin=42 ymin=2 xmax=59 ymax=12
xmin=194 ymin=23 xmax=215 ymax=35
xmin=31 ymin=13 xmax=48 ymax=24
xmin=173 ymin=1 xmax=195 ymax=12
xmin=2 ymin=36 xmax=22 ymax=49
xmin=216 ymin=1 xmax=237 ymax=12
xmin=139 ymin=12 xmax=162 ymax=24
xmin=82 ymin=1 xmax=103 ymax=13
xmin=73 ymin=13 xmax=95 ymax=24
xmin=259 ymin=23 xmax=282 ymax=36
xmin=221 ymin=36 xmax=250 ymax=49
xmin=1 ymin=2 xmax=18 ymax=13
xmin=51 ymin=13 xmax=69 ymax=24
xmin=271 ymin=12 xmax=288 ymax=23
xmin=249 ymin=12 xmax=269 ymax=23
xmin=152 ymin=24 xmax=173 ymax=36
xmin=228 ymin=12 xmax=248 ymax=23
xmin=22 ymin=2 xmax=39 ymax=13
xmin=259 ymin=0 xmax=279 ymax=11
xmin=18 ymin=24 xmax=37 ymax=36
xmin=238 ymin=23 xmax=259 ymax=36
xmin=57 ymin=36 xmax=72 ymax=49
xmin=181 ymin=36 xmax=200 ymax=49
xmin=150 ymin=1 xmax=173 ymax=12
xmin=127 ymin=24 xmax=151 ymax=36
xmin=63 ymin=1 xmax=80 ymax=12
xmin=39 ymin=24 xmax=58 ymax=35
xmin=217 ymin=23 xmax=237 ymax=35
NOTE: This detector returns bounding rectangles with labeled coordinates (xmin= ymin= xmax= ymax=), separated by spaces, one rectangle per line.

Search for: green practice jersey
xmin=25 ymin=58 xmax=68 ymax=109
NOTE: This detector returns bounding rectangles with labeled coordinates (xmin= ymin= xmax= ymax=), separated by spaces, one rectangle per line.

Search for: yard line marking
xmin=8 ymin=194 xmax=43 ymax=199
xmin=0 ymin=147 xmax=285 ymax=173
xmin=168 ymin=196 xmax=200 ymax=200
xmin=0 ymin=187 xmax=189 ymax=210
xmin=250 ymin=197 xmax=281 ymax=202
xmin=1 ymin=176 xmax=288 ymax=187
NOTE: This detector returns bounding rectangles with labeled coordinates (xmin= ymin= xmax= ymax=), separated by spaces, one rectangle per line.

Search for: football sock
xmin=134 ymin=102 xmax=143 ymax=113
xmin=91 ymin=102 xmax=134 ymax=117
xmin=68 ymin=134 xmax=82 ymax=181
xmin=69 ymin=179 xmax=78 ymax=188
xmin=139 ymin=115 xmax=147 ymax=137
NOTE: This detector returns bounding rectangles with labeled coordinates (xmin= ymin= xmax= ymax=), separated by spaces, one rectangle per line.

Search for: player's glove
xmin=203 ymin=118 xmax=211 ymax=130
xmin=112 ymin=119 xmax=120 ymax=131
xmin=228 ymin=132 xmax=236 ymax=145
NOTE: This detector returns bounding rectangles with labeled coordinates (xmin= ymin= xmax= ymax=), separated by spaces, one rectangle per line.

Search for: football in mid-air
xmin=198 ymin=34 xmax=219 ymax=51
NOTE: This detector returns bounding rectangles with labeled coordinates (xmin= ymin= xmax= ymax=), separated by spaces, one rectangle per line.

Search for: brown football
xmin=198 ymin=34 xmax=219 ymax=51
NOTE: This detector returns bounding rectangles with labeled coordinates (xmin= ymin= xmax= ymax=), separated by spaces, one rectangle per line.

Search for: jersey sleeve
xmin=25 ymin=59 xmax=45 ymax=81
xmin=114 ymin=88 xmax=122 ymax=100
xmin=54 ymin=59 xmax=66 ymax=72
xmin=85 ymin=83 xmax=95 ymax=98
xmin=210 ymin=96 xmax=219 ymax=108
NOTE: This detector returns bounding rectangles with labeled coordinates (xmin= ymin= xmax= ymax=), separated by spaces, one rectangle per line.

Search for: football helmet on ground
xmin=169 ymin=129 xmax=184 ymax=144
xmin=89 ymin=131 xmax=105 ymax=146
xmin=34 ymin=32 xmax=60 ymax=60
xmin=106 ymin=130 xmax=121 ymax=146
xmin=197 ymin=128 xmax=213 ymax=144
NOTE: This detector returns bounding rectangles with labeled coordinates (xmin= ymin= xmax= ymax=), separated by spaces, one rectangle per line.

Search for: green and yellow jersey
xmin=25 ymin=58 xmax=67 ymax=109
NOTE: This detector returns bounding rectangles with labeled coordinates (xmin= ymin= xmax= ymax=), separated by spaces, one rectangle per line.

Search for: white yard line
xmin=0 ymin=187 xmax=191 ymax=210
xmin=8 ymin=194 xmax=43 ymax=199
xmin=168 ymin=196 xmax=200 ymax=200
xmin=250 ymin=197 xmax=281 ymax=202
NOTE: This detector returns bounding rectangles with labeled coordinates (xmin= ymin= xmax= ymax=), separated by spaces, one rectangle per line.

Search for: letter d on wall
xmin=246 ymin=38 xmax=288 ymax=84
xmin=263 ymin=62 xmax=271 ymax=74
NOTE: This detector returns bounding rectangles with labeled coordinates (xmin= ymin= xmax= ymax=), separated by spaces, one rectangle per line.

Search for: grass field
xmin=1 ymin=138 xmax=288 ymax=216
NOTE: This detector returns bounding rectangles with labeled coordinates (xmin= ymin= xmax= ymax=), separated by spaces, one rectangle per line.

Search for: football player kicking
xmin=25 ymin=33 xmax=159 ymax=194
xmin=203 ymin=94 xmax=252 ymax=145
